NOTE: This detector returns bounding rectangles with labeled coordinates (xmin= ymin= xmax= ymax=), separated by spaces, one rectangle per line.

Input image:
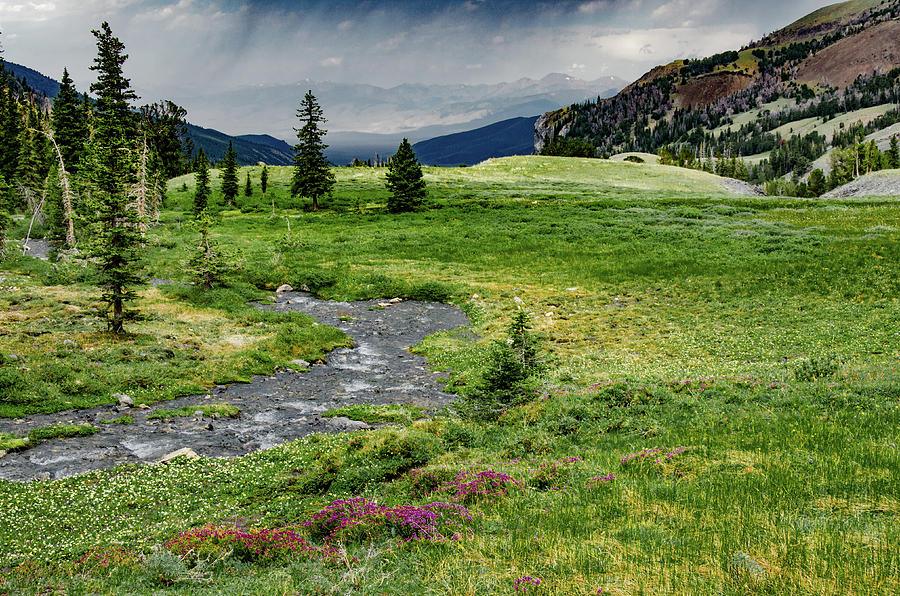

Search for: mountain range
xmin=1 ymin=60 xmax=622 ymax=167
xmin=537 ymin=0 xmax=900 ymax=184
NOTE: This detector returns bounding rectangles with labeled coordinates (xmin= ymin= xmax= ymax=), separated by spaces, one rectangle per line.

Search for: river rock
xmin=276 ymin=284 xmax=293 ymax=293
xmin=159 ymin=448 xmax=199 ymax=462
xmin=290 ymin=359 xmax=310 ymax=368
xmin=115 ymin=393 xmax=133 ymax=407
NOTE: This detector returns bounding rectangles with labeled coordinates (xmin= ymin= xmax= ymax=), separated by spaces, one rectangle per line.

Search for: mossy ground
xmin=0 ymin=156 xmax=898 ymax=594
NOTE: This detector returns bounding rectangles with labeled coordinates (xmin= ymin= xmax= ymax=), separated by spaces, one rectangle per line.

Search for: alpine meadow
xmin=0 ymin=1 xmax=899 ymax=595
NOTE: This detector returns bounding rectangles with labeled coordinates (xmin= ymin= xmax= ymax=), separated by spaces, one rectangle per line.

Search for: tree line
xmin=0 ymin=24 xmax=428 ymax=334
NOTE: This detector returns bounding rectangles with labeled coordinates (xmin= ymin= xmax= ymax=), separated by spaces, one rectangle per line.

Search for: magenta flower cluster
xmin=513 ymin=576 xmax=542 ymax=591
xmin=165 ymin=524 xmax=330 ymax=563
xmin=529 ymin=456 xmax=583 ymax=490
xmin=304 ymin=497 xmax=474 ymax=543
xmin=408 ymin=468 xmax=523 ymax=504
xmin=620 ymin=446 xmax=691 ymax=465
xmin=75 ymin=545 xmax=141 ymax=570
xmin=586 ymin=473 xmax=616 ymax=489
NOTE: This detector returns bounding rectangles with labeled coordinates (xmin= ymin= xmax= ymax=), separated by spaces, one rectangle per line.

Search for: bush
xmin=405 ymin=280 xmax=453 ymax=302
xmin=142 ymin=551 xmax=188 ymax=587
xmin=794 ymin=355 xmax=839 ymax=381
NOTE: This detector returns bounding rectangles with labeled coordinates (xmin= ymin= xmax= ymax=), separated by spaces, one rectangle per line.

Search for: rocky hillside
xmin=536 ymin=0 xmax=900 ymax=163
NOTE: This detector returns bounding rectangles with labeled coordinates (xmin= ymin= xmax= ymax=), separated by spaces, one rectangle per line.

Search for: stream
xmin=0 ymin=292 xmax=469 ymax=482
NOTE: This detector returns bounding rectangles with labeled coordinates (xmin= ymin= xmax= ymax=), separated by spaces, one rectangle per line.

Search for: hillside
xmin=411 ymin=116 xmax=539 ymax=166
xmin=0 ymin=61 xmax=60 ymax=99
xmin=185 ymin=124 xmax=294 ymax=166
xmin=2 ymin=156 xmax=898 ymax=593
xmin=536 ymin=0 xmax=900 ymax=195
xmin=0 ymin=61 xmax=293 ymax=167
xmin=821 ymin=167 xmax=900 ymax=195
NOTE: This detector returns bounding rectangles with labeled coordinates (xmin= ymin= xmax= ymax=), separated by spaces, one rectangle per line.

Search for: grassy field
xmin=0 ymin=156 xmax=898 ymax=594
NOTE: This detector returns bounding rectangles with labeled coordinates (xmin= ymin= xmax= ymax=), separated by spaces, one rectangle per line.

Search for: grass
xmin=0 ymin=271 xmax=351 ymax=418
xmin=322 ymin=403 xmax=427 ymax=424
xmin=147 ymin=403 xmax=241 ymax=420
xmin=0 ymin=156 xmax=898 ymax=594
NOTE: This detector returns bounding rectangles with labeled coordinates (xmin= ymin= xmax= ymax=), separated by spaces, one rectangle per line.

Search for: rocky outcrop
xmin=533 ymin=110 xmax=572 ymax=154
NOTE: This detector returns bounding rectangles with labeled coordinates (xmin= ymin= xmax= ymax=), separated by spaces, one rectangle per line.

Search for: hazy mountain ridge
xmin=178 ymin=74 xmax=624 ymax=152
xmin=411 ymin=116 xmax=539 ymax=166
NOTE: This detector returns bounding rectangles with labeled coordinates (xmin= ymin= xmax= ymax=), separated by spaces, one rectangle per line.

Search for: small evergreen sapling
xmin=220 ymin=141 xmax=239 ymax=206
xmin=244 ymin=171 xmax=252 ymax=196
xmin=192 ymin=148 xmax=210 ymax=217
xmin=260 ymin=164 xmax=268 ymax=195
xmin=188 ymin=210 xmax=233 ymax=290
xmin=385 ymin=138 xmax=426 ymax=213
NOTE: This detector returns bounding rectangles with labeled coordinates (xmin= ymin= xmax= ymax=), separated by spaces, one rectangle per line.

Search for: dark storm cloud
xmin=0 ymin=0 xmax=833 ymax=133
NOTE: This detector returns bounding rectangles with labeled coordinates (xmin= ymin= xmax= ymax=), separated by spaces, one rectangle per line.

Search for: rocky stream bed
xmin=0 ymin=292 xmax=469 ymax=482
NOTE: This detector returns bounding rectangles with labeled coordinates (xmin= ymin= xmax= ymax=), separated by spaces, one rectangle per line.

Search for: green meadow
xmin=1 ymin=156 xmax=898 ymax=594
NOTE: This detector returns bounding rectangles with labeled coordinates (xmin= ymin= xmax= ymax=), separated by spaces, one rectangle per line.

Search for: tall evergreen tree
xmin=51 ymin=68 xmax=87 ymax=175
xmin=139 ymin=100 xmax=187 ymax=178
xmin=260 ymin=164 xmax=268 ymax=195
xmin=889 ymin=136 xmax=900 ymax=169
xmin=244 ymin=170 xmax=252 ymax=196
xmin=0 ymin=174 xmax=10 ymax=257
xmin=291 ymin=90 xmax=334 ymax=211
xmin=0 ymin=88 xmax=21 ymax=182
xmin=807 ymin=168 xmax=826 ymax=196
xmin=88 ymin=21 xmax=141 ymax=334
xmin=385 ymin=138 xmax=426 ymax=213
xmin=193 ymin=148 xmax=210 ymax=217
xmin=220 ymin=140 xmax=238 ymax=206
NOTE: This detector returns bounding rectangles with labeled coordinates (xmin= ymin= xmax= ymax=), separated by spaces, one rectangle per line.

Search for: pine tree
xmin=244 ymin=170 xmax=252 ymax=196
xmin=0 ymin=88 xmax=21 ymax=182
xmin=0 ymin=174 xmax=10 ymax=257
xmin=139 ymin=100 xmax=187 ymax=178
xmin=51 ymin=68 xmax=87 ymax=176
xmin=385 ymin=138 xmax=426 ymax=213
xmin=889 ymin=136 xmax=900 ymax=169
xmin=260 ymin=164 xmax=268 ymax=195
xmin=188 ymin=210 xmax=233 ymax=290
xmin=807 ymin=169 xmax=826 ymax=196
xmin=291 ymin=90 xmax=334 ymax=210
xmin=220 ymin=140 xmax=238 ymax=206
xmin=88 ymin=21 xmax=141 ymax=334
xmin=193 ymin=148 xmax=210 ymax=217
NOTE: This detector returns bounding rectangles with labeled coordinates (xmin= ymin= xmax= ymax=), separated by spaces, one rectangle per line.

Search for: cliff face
xmin=533 ymin=110 xmax=572 ymax=154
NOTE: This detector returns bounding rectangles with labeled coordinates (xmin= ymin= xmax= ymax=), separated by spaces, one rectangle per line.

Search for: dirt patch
xmin=796 ymin=21 xmax=900 ymax=89
xmin=0 ymin=293 xmax=470 ymax=482
xmin=675 ymin=72 xmax=754 ymax=111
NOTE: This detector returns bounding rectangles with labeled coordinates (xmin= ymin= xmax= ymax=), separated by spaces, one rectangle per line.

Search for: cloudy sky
xmin=1 ymin=0 xmax=832 ymax=133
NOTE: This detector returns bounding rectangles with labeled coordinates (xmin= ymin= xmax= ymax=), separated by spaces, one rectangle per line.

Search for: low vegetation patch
xmin=147 ymin=403 xmax=241 ymax=420
xmin=322 ymin=403 xmax=426 ymax=425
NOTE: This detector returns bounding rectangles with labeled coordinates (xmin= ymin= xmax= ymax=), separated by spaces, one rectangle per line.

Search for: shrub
xmin=142 ymin=551 xmax=188 ymax=586
xmin=794 ymin=355 xmax=839 ymax=381
xmin=405 ymin=280 xmax=453 ymax=302
xmin=624 ymin=155 xmax=645 ymax=163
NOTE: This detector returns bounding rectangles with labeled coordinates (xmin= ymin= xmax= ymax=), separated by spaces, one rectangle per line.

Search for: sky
xmin=0 ymin=0 xmax=834 ymax=133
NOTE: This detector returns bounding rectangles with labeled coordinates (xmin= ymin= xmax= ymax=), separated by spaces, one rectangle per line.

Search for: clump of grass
xmin=322 ymin=404 xmax=426 ymax=425
xmin=0 ymin=432 xmax=29 ymax=451
xmin=148 ymin=403 xmax=241 ymax=420
xmin=98 ymin=416 xmax=134 ymax=425
xmin=27 ymin=424 xmax=97 ymax=443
